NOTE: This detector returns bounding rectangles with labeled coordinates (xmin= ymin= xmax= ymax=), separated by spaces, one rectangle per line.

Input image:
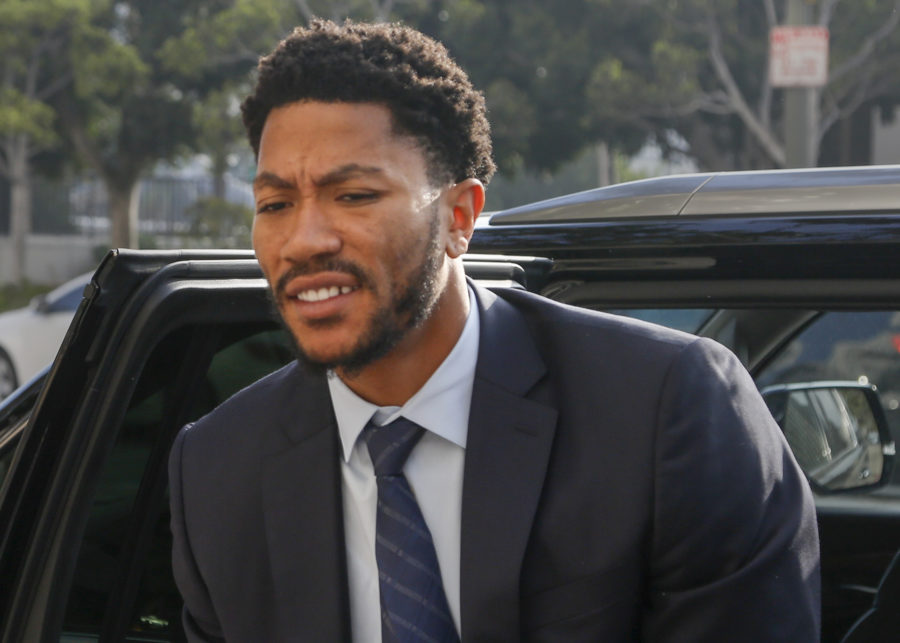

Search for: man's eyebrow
xmin=314 ymin=163 xmax=386 ymax=187
xmin=253 ymin=171 xmax=295 ymax=191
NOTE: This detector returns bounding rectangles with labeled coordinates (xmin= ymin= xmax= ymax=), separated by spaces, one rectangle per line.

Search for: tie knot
xmin=364 ymin=417 xmax=424 ymax=476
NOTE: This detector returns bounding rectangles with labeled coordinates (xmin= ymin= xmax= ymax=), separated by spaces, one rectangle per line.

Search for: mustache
xmin=274 ymin=258 xmax=372 ymax=300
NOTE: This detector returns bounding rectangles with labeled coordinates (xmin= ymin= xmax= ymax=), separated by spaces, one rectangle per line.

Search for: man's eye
xmin=257 ymin=201 xmax=289 ymax=214
xmin=338 ymin=192 xmax=378 ymax=203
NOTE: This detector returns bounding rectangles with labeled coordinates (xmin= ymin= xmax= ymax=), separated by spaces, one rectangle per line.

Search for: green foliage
xmin=192 ymin=88 xmax=248 ymax=179
xmin=46 ymin=0 xmax=253 ymax=245
xmin=827 ymin=1 xmax=900 ymax=101
xmin=185 ymin=196 xmax=253 ymax=247
xmin=0 ymin=0 xmax=92 ymax=51
xmin=157 ymin=0 xmax=284 ymax=80
xmin=0 ymin=282 xmax=53 ymax=313
xmin=0 ymin=0 xmax=97 ymax=157
xmin=0 ymin=0 xmax=101 ymax=283
xmin=420 ymin=0 xmax=661 ymax=174
xmin=59 ymin=1 xmax=205 ymax=174
xmin=483 ymin=79 xmax=536 ymax=174
xmin=72 ymin=33 xmax=149 ymax=100
xmin=0 ymin=89 xmax=59 ymax=147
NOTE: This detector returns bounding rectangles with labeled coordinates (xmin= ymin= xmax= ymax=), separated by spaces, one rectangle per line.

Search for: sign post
xmin=775 ymin=0 xmax=829 ymax=168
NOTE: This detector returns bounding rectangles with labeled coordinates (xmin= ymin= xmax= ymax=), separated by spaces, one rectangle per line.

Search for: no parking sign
xmin=769 ymin=26 xmax=829 ymax=87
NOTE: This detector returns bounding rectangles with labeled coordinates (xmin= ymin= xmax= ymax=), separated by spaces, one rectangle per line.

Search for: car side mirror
xmin=761 ymin=382 xmax=896 ymax=493
xmin=31 ymin=294 xmax=49 ymax=314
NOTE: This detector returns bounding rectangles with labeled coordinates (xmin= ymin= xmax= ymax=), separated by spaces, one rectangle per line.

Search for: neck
xmin=336 ymin=269 xmax=470 ymax=406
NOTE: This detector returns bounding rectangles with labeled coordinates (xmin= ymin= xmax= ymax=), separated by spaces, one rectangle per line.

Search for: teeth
xmin=296 ymin=286 xmax=354 ymax=302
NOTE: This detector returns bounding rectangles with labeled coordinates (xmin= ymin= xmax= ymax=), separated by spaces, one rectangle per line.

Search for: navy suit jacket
xmin=169 ymin=283 xmax=820 ymax=641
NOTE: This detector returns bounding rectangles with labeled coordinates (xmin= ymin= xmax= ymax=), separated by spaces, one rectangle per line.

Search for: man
xmin=169 ymin=19 xmax=820 ymax=642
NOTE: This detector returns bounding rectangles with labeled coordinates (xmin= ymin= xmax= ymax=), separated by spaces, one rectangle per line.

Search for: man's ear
xmin=445 ymin=178 xmax=485 ymax=259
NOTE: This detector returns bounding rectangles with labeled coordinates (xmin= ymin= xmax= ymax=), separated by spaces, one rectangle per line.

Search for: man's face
xmin=252 ymin=101 xmax=451 ymax=374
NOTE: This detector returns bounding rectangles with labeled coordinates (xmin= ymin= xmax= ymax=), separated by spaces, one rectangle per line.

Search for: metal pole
xmin=784 ymin=0 xmax=819 ymax=167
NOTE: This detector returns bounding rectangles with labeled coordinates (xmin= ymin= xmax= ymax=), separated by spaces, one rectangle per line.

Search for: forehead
xmin=257 ymin=101 xmax=425 ymax=171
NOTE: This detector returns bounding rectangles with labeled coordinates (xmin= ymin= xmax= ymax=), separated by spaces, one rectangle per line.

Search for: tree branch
xmin=57 ymin=101 xmax=106 ymax=180
xmin=818 ymin=0 xmax=842 ymax=27
xmin=23 ymin=25 xmax=72 ymax=101
xmin=820 ymin=57 xmax=900 ymax=138
xmin=820 ymin=68 xmax=873 ymax=136
xmin=829 ymin=0 xmax=900 ymax=84
xmin=35 ymin=70 xmax=73 ymax=102
xmin=631 ymin=90 xmax=732 ymax=119
xmin=675 ymin=92 xmax=733 ymax=116
xmin=706 ymin=12 xmax=786 ymax=166
xmin=28 ymin=26 xmax=67 ymax=64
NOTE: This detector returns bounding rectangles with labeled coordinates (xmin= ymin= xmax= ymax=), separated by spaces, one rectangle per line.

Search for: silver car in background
xmin=0 ymin=273 xmax=90 ymax=400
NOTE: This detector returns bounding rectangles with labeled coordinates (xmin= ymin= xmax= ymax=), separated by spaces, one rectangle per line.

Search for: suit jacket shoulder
xmin=467 ymin=284 xmax=820 ymax=642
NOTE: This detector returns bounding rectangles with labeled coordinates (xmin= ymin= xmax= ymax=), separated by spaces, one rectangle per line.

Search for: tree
xmin=0 ymin=0 xmax=93 ymax=284
xmin=406 ymin=0 xmax=656 ymax=176
xmin=67 ymin=0 xmax=438 ymax=249
xmin=160 ymin=0 xmax=647 ymax=184
xmin=53 ymin=0 xmax=210 ymax=249
xmin=161 ymin=0 xmax=663 ymax=189
xmin=192 ymin=89 xmax=247 ymax=201
xmin=586 ymin=0 xmax=900 ymax=170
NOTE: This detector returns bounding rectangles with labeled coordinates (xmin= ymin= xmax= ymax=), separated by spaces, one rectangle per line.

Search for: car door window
xmin=755 ymin=311 xmax=900 ymax=485
xmin=597 ymin=306 xmax=900 ymax=492
xmin=60 ymin=324 xmax=293 ymax=642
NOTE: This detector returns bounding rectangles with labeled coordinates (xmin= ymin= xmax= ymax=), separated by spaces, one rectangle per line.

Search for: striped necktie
xmin=364 ymin=417 xmax=459 ymax=643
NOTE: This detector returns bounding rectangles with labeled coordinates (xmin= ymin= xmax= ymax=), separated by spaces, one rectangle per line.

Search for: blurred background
xmin=2 ymin=0 xmax=900 ymax=292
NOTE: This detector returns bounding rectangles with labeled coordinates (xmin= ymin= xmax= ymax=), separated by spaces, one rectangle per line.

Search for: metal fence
xmin=0 ymin=173 xmax=254 ymax=241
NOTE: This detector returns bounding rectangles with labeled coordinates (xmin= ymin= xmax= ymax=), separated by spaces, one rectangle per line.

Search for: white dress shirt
xmin=328 ymin=288 xmax=480 ymax=641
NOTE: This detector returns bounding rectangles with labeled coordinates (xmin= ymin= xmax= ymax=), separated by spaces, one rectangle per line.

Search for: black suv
xmin=2 ymin=166 xmax=899 ymax=642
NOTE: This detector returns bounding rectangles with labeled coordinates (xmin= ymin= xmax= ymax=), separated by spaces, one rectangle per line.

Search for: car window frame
xmin=0 ymin=258 xmax=275 ymax=642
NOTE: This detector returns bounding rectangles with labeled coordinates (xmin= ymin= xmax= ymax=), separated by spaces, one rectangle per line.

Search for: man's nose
xmin=280 ymin=201 xmax=342 ymax=261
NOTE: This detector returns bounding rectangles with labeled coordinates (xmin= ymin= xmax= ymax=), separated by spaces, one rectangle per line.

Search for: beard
xmin=271 ymin=212 xmax=445 ymax=377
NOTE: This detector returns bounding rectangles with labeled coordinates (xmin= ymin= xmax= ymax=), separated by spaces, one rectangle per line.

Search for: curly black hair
xmin=241 ymin=19 xmax=495 ymax=185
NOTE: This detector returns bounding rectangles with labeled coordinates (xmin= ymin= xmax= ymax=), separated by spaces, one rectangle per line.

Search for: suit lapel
xmin=460 ymin=285 xmax=558 ymax=640
xmin=261 ymin=368 xmax=351 ymax=641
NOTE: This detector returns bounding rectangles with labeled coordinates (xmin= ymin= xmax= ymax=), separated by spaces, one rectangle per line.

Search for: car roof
xmin=487 ymin=165 xmax=900 ymax=224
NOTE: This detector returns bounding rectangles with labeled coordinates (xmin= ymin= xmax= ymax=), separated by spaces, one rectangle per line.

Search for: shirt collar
xmin=329 ymin=287 xmax=480 ymax=462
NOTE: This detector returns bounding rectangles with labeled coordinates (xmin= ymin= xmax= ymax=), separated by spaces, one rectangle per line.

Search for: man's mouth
xmin=295 ymin=285 xmax=358 ymax=302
